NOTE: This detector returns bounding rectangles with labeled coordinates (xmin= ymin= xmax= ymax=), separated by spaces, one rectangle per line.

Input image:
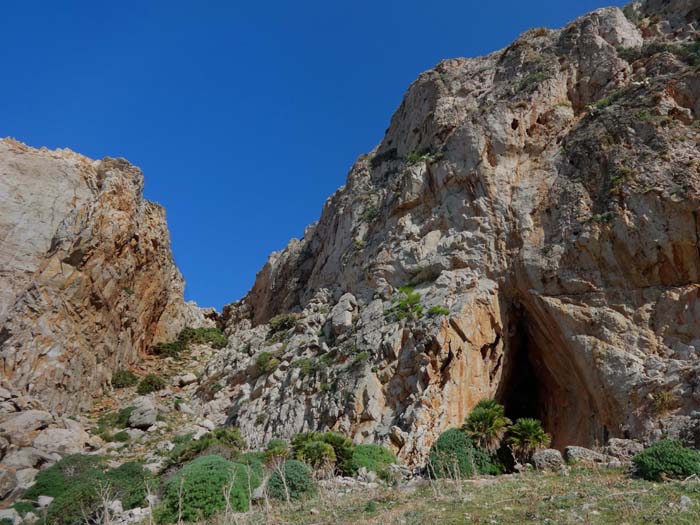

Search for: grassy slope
xmin=227 ymin=468 xmax=699 ymax=525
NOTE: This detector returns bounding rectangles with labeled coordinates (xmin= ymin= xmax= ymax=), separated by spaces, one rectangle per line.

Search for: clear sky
xmin=1 ymin=0 xmax=626 ymax=309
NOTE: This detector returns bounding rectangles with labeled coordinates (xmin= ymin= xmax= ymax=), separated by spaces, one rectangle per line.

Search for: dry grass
xmin=158 ymin=467 xmax=700 ymax=525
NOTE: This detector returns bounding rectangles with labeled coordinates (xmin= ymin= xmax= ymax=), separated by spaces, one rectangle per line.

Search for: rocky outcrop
xmin=0 ymin=138 xmax=195 ymax=414
xmin=197 ymin=2 xmax=700 ymax=465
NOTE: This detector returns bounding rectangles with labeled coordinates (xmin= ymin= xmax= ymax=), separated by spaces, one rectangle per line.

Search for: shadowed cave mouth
xmin=493 ymin=306 xmax=604 ymax=450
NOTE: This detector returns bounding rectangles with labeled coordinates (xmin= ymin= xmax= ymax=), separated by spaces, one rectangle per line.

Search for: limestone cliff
xmin=0 ymin=139 xmax=196 ymax=414
xmin=195 ymin=1 xmax=700 ymax=464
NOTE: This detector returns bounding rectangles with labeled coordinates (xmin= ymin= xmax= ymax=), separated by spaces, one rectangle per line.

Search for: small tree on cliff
xmin=462 ymin=399 xmax=512 ymax=453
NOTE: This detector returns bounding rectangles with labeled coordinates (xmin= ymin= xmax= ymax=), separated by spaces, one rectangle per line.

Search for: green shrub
xmin=633 ymin=439 xmax=700 ymax=481
xmin=27 ymin=455 xmax=150 ymax=525
xmin=165 ymin=427 xmax=245 ymax=469
xmin=111 ymin=369 xmax=139 ymax=388
xmin=25 ymin=454 xmax=104 ymax=500
xmin=265 ymin=439 xmax=290 ymax=462
xmin=299 ymin=440 xmax=337 ymax=469
xmin=93 ymin=406 xmax=135 ymax=440
xmin=291 ymin=431 xmax=357 ymax=475
xmin=515 ymin=71 xmax=549 ymax=93
xmin=428 ymin=305 xmax=450 ymax=316
xmin=351 ymin=444 xmax=396 ymax=476
xmin=12 ymin=501 xmax=34 ymax=516
xmin=256 ymin=352 xmax=280 ymax=374
xmin=268 ymin=313 xmax=299 ymax=334
xmin=105 ymin=462 xmax=153 ymax=509
xmin=112 ymin=430 xmax=130 ymax=442
xmin=158 ymin=455 xmax=260 ymax=522
xmin=385 ymin=286 xmax=424 ymax=321
xmin=594 ymin=89 xmax=625 ymax=110
xmin=184 ymin=327 xmax=228 ymax=349
xmin=427 ymin=428 xmax=476 ymax=479
xmin=267 ymin=460 xmax=315 ymax=501
xmin=472 ymin=447 xmax=504 ymax=475
xmin=507 ymin=418 xmax=551 ymax=462
xmin=152 ymin=327 xmax=228 ymax=358
xmin=137 ymin=373 xmax=166 ymax=395
xmin=293 ymin=358 xmax=318 ymax=377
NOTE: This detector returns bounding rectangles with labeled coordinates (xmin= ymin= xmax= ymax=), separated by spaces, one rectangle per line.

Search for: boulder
xmin=532 ymin=449 xmax=565 ymax=471
xmin=128 ymin=397 xmax=158 ymax=430
xmin=564 ymin=446 xmax=608 ymax=466
xmin=0 ymin=410 xmax=53 ymax=445
xmin=604 ymin=439 xmax=644 ymax=462
xmin=32 ymin=427 xmax=90 ymax=455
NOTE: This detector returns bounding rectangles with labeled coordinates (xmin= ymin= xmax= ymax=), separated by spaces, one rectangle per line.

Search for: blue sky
xmin=1 ymin=0 xmax=626 ymax=309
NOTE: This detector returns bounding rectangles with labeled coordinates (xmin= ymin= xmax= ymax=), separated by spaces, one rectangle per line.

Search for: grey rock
xmin=128 ymin=397 xmax=158 ymax=430
xmin=532 ymin=449 xmax=565 ymax=471
xmin=564 ymin=446 xmax=608 ymax=466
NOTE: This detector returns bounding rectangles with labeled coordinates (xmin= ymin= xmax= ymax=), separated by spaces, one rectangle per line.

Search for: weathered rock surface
xmin=0 ymin=138 xmax=199 ymax=414
xmin=532 ymin=449 xmax=565 ymax=471
xmin=197 ymin=2 xmax=700 ymax=465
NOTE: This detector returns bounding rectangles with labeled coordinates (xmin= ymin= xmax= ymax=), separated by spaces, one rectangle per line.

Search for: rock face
xmin=197 ymin=2 xmax=700 ymax=465
xmin=0 ymin=138 xmax=194 ymax=414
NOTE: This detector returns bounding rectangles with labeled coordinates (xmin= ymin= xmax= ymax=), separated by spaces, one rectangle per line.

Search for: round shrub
xmin=137 ymin=374 xmax=166 ymax=395
xmin=427 ymin=428 xmax=476 ymax=479
xmin=267 ymin=460 xmax=315 ymax=501
xmin=299 ymin=440 xmax=336 ymax=469
xmin=158 ymin=455 xmax=260 ymax=522
xmin=351 ymin=444 xmax=396 ymax=474
xmin=633 ymin=439 xmax=700 ymax=481
xmin=264 ymin=439 xmax=290 ymax=462
xmin=291 ymin=431 xmax=356 ymax=475
xmin=111 ymin=369 xmax=139 ymax=388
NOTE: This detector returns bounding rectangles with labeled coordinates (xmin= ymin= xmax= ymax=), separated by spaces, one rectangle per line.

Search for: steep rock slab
xmin=0 ymin=138 xmax=192 ymax=413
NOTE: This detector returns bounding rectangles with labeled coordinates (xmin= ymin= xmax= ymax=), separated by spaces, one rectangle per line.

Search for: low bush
xmin=256 ymin=352 xmax=280 ymax=374
xmin=157 ymin=455 xmax=260 ymax=522
xmin=137 ymin=373 xmax=166 ymax=395
xmin=633 ymin=439 xmax=700 ymax=481
xmin=165 ymin=427 xmax=245 ymax=469
xmin=25 ymin=455 xmax=151 ymax=525
xmin=427 ymin=428 xmax=477 ymax=479
xmin=265 ymin=439 xmax=290 ymax=462
xmin=268 ymin=313 xmax=299 ymax=334
xmin=298 ymin=440 xmax=336 ymax=469
xmin=111 ymin=369 xmax=139 ymax=388
xmin=267 ymin=460 xmax=315 ymax=501
xmin=291 ymin=431 xmax=356 ymax=475
xmin=351 ymin=444 xmax=397 ymax=475
xmin=112 ymin=430 xmax=130 ymax=442
xmin=152 ymin=327 xmax=228 ymax=358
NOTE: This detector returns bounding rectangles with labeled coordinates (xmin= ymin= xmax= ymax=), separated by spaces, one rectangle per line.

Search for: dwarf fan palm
xmin=462 ymin=399 xmax=512 ymax=453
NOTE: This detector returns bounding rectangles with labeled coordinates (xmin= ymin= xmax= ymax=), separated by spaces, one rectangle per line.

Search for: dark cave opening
xmin=494 ymin=305 xmax=607 ymax=450
xmin=496 ymin=313 xmax=545 ymax=426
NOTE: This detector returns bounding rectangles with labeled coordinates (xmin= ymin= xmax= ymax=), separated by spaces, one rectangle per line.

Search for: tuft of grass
xmin=515 ymin=71 xmax=549 ymax=93
xmin=594 ymin=89 xmax=625 ymax=110
xmin=428 ymin=305 xmax=450 ymax=316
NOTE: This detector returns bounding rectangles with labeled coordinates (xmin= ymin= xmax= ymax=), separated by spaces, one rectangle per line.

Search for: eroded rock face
xmin=198 ymin=2 xmax=700 ymax=465
xmin=0 ymin=138 xmax=192 ymax=414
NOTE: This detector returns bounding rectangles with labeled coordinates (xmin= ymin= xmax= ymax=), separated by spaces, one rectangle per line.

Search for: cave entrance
xmin=494 ymin=304 xmax=607 ymax=450
xmin=496 ymin=312 xmax=546 ymax=426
